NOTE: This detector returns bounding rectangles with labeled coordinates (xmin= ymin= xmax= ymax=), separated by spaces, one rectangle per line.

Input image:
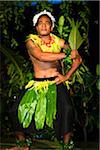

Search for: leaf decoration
xmin=18 ymin=81 xmax=57 ymax=129
xmin=61 ymin=18 xmax=89 ymax=90
xmin=35 ymin=91 xmax=46 ymax=129
xmin=18 ymin=88 xmax=37 ymax=127
xmin=68 ymin=20 xmax=84 ymax=50
xmin=46 ymin=84 xmax=56 ymax=128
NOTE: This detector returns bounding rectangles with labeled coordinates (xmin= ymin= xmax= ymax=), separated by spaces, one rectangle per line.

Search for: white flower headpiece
xmin=33 ymin=10 xmax=55 ymax=28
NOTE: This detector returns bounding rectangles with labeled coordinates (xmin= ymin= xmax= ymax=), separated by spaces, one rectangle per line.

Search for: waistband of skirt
xmin=34 ymin=76 xmax=56 ymax=81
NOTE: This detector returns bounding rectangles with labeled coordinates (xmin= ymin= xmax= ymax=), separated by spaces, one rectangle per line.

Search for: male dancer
xmin=9 ymin=10 xmax=82 ymax=150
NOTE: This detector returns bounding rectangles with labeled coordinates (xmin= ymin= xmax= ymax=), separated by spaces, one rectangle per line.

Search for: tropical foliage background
xmin=0 ymin=0 xmax=99 ymax=143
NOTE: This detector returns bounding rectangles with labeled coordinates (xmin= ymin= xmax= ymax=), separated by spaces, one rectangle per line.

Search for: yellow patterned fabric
xmin=26 ymin=33 xmax=61 ymax=53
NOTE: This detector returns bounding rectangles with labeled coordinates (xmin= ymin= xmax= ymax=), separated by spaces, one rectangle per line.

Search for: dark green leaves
xmin=63 ymin=48 xmax=72 ymax=66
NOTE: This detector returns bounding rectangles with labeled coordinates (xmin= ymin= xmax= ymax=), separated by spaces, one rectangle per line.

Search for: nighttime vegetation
xmin=0 ymin=0 xmax=99 ymax=147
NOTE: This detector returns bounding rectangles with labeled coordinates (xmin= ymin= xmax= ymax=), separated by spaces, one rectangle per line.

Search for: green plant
xmin=57 ymin=13 xmax=98 ymax=141
xmin=0 ymin=45 xmax=33 ymax=98
xmin=0 ymin=1 xmax=98 ymax=142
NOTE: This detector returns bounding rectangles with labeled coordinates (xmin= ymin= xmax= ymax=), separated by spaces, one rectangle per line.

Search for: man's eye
xmin=46 ymin=22 xmax=50 ymax=24
xmin=38 ymin=22 xmax=42 ymax=25
xmin=38 ymin=22 xmax=51 ymax=26
xmin=46 ymin=22 xmax=51 ymax=25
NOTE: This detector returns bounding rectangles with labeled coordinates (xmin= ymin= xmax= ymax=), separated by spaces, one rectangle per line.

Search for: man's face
xmin=36 ymin=16 xmax=53 ymax=36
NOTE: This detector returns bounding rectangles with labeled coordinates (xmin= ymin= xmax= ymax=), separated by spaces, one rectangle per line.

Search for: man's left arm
xmin=65 ymin=51 xmax=82 ymax=80
xmin=55 ymin=39 xmax=82 ymax=84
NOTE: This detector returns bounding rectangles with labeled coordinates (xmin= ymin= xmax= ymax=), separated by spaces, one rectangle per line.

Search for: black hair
xmin=35 ymin=14 xmax=52 ymax=27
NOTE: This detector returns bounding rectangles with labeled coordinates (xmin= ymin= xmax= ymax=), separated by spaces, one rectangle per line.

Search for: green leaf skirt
xmin=18 ymin=80 xmax=57 ymax=130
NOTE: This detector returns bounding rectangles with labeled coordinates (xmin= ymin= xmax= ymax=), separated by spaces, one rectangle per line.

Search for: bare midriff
xmin=29 ymin=53 xmax=61 ymax=78
xmin=34 ymin=68 xmax=59 ymax=78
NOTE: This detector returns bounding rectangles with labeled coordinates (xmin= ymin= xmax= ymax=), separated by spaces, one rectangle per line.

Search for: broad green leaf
xmin=23 ymin=112 xmax=32 ymax=128
xmin=68 ymin=25 xmax=83 ymax=50
xmin=58 ymin=16 xmax=65 ymax=27
xmin=35 ymin=91 xmax=46 ymax=129
xmin=20 ymin=107 xmax=29 ymax=124
xmin=68 ymin=19 xmax=84 ymax=50
xmin=46 ymin=84 xmax=56 ymax=128
xmin=30 ymin=100 xmax=37 ymax=115
xmin=18 ymin=89 xmax=37 ymax=127
xmin=58 ymin=16 xmax=65 ymax=36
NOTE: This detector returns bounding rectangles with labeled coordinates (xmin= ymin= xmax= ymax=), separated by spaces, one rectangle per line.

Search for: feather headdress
xmin=33 ymin=10 xmax=55 ymax=28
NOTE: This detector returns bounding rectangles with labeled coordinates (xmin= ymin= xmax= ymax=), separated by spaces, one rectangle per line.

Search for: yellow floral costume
xmin=25 ymin=33 xmax=61 ymax=53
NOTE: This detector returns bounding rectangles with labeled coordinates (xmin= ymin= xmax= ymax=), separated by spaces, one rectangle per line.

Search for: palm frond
xmin=68 ymin=19 xmax=84 ymax=50
xmin=0 ymin=44 xmax=24 ymax=86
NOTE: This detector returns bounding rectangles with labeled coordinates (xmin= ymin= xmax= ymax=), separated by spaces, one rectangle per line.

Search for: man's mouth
xmin=41 ymin=29 xmax=47 ymax=31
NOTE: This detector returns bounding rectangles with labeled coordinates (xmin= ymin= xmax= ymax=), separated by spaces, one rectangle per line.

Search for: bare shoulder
xmin=59 ymin=39 xmax=70 ymax=49
xmin=59 ymin=38 xmax=65 ymax=48
xmin=25 ymin=39 xmax=40 ymax=52
xmin=25 ymin=39 xmax=43 ymax=59
xmin=26 ymin=39 xmax=35 ymax=48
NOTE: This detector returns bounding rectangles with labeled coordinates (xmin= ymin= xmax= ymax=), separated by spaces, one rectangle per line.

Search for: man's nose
xmin=42 ymin=23 xmax=46 ymax=27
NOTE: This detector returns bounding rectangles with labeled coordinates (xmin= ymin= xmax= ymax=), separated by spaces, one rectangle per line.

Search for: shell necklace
xmin=40 ymin=35 xmax=55 ymax=47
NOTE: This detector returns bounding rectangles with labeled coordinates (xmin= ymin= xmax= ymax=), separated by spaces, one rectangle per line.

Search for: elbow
xmin=79 ymin=57 xmax=82 ymax=65
xmin=73 ymin=56 xmax=82 ymax=67
xmin=78 ymin=56 xmax=82 ymax=65
xmin=77 ymin=57 xmax=82 ymax=67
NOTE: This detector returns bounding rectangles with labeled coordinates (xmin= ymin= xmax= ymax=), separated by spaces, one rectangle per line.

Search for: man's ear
xmin=51 ymin=27 xmax=53 ymax=31
xmin=36 ymin=26 xmax=39 ymax=32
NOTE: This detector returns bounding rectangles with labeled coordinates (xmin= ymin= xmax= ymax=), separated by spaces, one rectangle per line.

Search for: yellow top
xmin=26 ymin=33 xmax=61 ymax=53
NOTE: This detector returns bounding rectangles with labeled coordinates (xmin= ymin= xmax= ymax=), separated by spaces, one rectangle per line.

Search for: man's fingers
xmin=55 ymin=77 xmax=60 ymax=82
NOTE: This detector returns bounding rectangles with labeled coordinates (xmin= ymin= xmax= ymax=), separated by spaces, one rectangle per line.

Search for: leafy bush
xmin=0 ymin=1 xmax=99 ymax=141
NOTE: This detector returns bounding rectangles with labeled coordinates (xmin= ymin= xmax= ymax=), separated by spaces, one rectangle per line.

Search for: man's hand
xmin=55 ymin=74 xmax=67 ymax=84
xmin=55 ymin=49 xmax=82 ymax=85
xmin=70 ymin=49 xmax=79 ymax=59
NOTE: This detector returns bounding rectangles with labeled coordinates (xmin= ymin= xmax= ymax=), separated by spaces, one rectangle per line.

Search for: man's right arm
xmin=26 ymin=40 xmax=66 ymax=62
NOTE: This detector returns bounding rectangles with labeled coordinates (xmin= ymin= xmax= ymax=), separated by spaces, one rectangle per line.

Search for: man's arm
xmin=55 ymin=39 xmax=82 ymax=84
xmin=26 ymin=40 xmax=66 ymax=62
xmin=64 ymin=41 xmax=82 ymax=80
xmin=65 ymin=55 xmax=82 ymax=80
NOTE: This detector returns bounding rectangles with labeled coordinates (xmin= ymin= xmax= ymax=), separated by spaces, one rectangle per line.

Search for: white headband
xmin=32 ymin=10 xmax=55 ymax=28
